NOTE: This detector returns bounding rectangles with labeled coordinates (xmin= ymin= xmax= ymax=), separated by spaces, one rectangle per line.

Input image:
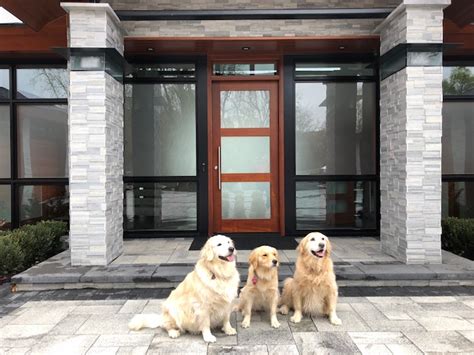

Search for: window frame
xmin=123 ymin=56 xmax=208 ymax=238
xmin=0 ymin=63 xmax=68 ymax=230
xmin=284 ymin=54 xmax=380 ymax=236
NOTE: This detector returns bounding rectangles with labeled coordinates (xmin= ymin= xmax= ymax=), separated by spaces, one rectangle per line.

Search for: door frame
xmin=207 ymin=55 xmax=286 ymax=236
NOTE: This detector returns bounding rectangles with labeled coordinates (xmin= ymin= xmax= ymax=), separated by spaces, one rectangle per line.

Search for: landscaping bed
xmin=442 ymin=217 xmax=474 ymax=260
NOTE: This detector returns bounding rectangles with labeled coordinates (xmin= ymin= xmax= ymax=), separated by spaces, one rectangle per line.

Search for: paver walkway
xmin=1 ymin=288 xmax=473 ymax=354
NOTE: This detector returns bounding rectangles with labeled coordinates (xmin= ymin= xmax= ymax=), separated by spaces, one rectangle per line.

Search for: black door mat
xmin=189 ymin=236 xmax=298 ymax=251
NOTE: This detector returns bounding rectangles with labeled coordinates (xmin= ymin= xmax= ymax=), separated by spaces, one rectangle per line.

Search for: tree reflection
xmin=443 ymin=67 xmax=474 ymax=95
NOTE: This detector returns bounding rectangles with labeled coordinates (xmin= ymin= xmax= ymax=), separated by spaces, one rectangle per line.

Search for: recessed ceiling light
xmin=242 ymin=46 xmax=251 ymax=51
xmin=339 ymin=46 xmax=345 ymax=50
xmin=147 ymin=47 xmax=154 ymax=52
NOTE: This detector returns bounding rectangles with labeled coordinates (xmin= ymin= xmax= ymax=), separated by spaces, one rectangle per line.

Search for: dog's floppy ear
xmin=325 ymin=238 xmax=332 ymax=257
xmin=200 ymin=239 xmax=215 ymax=262
xmin=248 ymin=249 xmax=259 ymax=270
xmin=297 ymin=235 xmax=308 ymax=254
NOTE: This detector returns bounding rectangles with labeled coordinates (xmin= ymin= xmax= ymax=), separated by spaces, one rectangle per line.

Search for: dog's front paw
xmin=279 ymin=305 xmax=289 ymax=315
xmin=329 ymin=314 xmax=342 ymax=326
xmin=241 ymin=318 xmax=251 ymax=328
xmin=168 ymin=329 xmax=180 ymax=338
xmin=290 ymin=313 xmax=302 ymax=323
xmin=203 ymin=333 xmax=217 ymax=343
xmin=128 ymin=315 xmax=144 ymax=331
xmin=223 ymin=326 xmax=237 ymax=335
xmin=271 ymin=318 xmax=281 ymax=328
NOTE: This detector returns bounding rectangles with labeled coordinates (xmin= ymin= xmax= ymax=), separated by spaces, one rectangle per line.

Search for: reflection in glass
xmin=0 ymin=69 xmax=9 ymax=98
xmin=296 ymin=181 xmax=376 ymax=229
xmin=443 ymin=67 xmax=474 ymax=96
xmin=442 ymin=102 xmax=474 ymax=174
xmin=124 ymin=84 xmax=196 ymax=176
xmin=442 ymin=181 xmax=474 ymax=219
xmin=221 ymin=90 xmax=270 ymax=128
xmin=0 ymin=106 xmax=10 ymax=178
xmin=295 ymin=63 xmax=374 ymax=78
xmin=16 ymin=68 xmax=68 ymax=99
xmin=0 ymin=185 xmax=11 ymax=230
xmin=295 ymin=82 xmax=376 ymax=175
xmin=124 ymin=182 xmax=197 ymax=231
xmin=19 ymin=185 xmax=69 ymax=225
xmin=17 ymin=105 xmax=68 ymax=178
xmin=126 ymin=63 xmax=195 ymax=79
xmin=222 ymin=182 xmax=270 ymax=219
xmin=213 ymin=64 xmax=277 ymax=76
xmin=221 ymin=137 xmax=269 ymax=173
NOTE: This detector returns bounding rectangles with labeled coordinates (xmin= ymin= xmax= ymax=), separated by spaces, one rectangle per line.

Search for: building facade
xmin=0 ymin=0 xmax=473 ymax=265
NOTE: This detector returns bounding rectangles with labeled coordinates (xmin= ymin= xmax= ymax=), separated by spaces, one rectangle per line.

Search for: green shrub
xmin=0 ymin=221 xmax=68 ymax=277
xmin=0 ymin=235 xmax=25 ymax=277
xmin=441 ymin=217 xmax=474 ymax=260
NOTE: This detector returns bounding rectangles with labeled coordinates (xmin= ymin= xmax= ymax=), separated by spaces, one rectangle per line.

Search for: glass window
xmin=443 ymin=67 xmax=474 ymax=96
xmin=0 ymin=185 xmax=11 ymax=230
xmin=221 ymin=90 xmax=270 ymax=128
xmin=0 ymin=106 xmax=10 ymax=178
xmin=19 ymin=185 xmax=69 ymax=226
xmin=213 ymin=64 xmax=277 ymax=76
xmin=295 ymin=82 xmax=376 ymax=175
xmin=125 ymin=63 xmax=195 ymax=79
xmin=296 ymin=181 xmax=376 ymax=230
xmin=16 ymin=68 xmax=68 ymax=99
xmin=124 ymin=84 xmax=196 ymax=176
xmin=124 ymin=182 xmax=197 ymax=231
xmin=221 ymin=137 xmax=270 ymax=173
xmin=295 ymin=63 xmax=374 ymax=78
xmin=442 ymin=102 xmax=474 ymax=174
xmin=442 ymin=181 xmax=474 ymax=219
xmin=222 ymin=182 xmax=270 ymax=220
xmin=17 ymin=105 xmax=68 ymax=178
xmin=0 ymin=68 xmax=9 ymax=99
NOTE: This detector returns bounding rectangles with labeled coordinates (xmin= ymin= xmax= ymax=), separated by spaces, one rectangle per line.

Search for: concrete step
xmin=11 ymin=259 xmax=474 ymax=291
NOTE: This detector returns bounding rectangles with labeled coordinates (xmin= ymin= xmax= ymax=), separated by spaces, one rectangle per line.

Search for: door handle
xmin=217 ymin=146 xmax=222 ymax=190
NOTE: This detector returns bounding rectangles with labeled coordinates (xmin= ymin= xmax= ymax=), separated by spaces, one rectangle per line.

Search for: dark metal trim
xmin=116 ymin=8 xmax=394 ymax=21
xmin=293 ymin=175 xmax=377 ymax=181
xmin=442 ymin=175 xmax=474 ymax=181
xmin=443 ymin=95 xmax=474 ymax=101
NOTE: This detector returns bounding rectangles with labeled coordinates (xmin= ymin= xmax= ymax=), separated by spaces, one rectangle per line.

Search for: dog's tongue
xmin=316 ymin=250 xmax=325 ymax=257
xmin=226 ymin=254 xmax=235 ymax=262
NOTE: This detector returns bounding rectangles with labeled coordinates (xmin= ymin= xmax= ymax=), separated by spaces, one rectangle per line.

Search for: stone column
xmin=376 ymin=0 xmax=450 ymax=264
xmin=62 ymin=3 xmax=125 ymax=266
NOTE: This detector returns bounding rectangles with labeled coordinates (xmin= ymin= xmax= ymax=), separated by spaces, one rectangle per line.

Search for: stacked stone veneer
xmin=63 ymin=3 xmax=125 ymax=266
xmin=378 ymin=0 xmax=450 ymax=264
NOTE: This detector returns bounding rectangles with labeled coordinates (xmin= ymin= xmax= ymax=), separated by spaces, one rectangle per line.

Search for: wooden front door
xmin=211 ymin=81 xmax=279 ymax=232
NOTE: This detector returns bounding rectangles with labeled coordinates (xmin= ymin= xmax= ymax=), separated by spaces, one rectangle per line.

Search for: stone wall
xmin=109 ymin=0 xmax=401 ymax=10
xmin=123 ymin=19 xmax=382 ymax=37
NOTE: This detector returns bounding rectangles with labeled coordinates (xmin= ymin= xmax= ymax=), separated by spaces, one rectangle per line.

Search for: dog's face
xmin=201 ymin=234 xmax=236 ymax=263
xmin=249 ymin=245 xmax=279 ymax=270
xmin=298 ymin=232 xmax=331 ymax=259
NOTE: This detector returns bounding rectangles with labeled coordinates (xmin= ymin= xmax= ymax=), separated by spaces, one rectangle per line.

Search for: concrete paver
xmin=0 ymin=289 xmax=473 ymax=354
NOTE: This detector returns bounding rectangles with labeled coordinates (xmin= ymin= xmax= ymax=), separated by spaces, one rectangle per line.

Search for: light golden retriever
xmin=238 ymin=245 xmax=280 ymax=329
xmin=128 ymin=235 xmax=240 ymax=343
xmin=279 ymin=232 xmax=341 ymax=325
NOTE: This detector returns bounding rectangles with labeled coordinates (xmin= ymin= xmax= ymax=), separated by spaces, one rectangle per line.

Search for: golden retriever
xmin=238 ymin=245 xmax=280 ymax=329
xmin=128 ymin=235 xmax=240 ymax=343
xmin=279 ymin=232 xmax=341 ymax=325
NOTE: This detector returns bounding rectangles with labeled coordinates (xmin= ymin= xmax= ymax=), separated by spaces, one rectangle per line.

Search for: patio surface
xmin=0 ymin=287 xmax=473 ymax=354
xmin=11 ymin=237 xmax=474 ymax=291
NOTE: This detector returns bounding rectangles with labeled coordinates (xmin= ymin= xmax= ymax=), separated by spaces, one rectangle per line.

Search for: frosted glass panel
xmin=222 ymin=182 xmax=270 ymax=219
xmin=221 ymin=90 xmax=269 ymax=128
xmin=0 ymin=106 xmax=10 ymax=178
xmin=221 ymin=137 xmax=269 ymax=173
xmin=124 ymin=84 xmax=196 ymax=176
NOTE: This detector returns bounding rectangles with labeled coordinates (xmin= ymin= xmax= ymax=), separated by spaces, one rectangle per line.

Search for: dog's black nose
xmin=318 ymin=243 xmax=325 ymax=248
xmin=272 ymin=259 xmax=278 ymax=265
xmin=228 ymin=247 xmax=235 ymax=253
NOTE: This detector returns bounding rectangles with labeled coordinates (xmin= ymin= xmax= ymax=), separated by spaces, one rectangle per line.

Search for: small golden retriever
xmin=279 ymin=232 xmax=342 ymax=325
xmin=128 ymin=235 xmax=240 ymax=343
xmin=238 ymin=245 xmax=280 ymax=329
